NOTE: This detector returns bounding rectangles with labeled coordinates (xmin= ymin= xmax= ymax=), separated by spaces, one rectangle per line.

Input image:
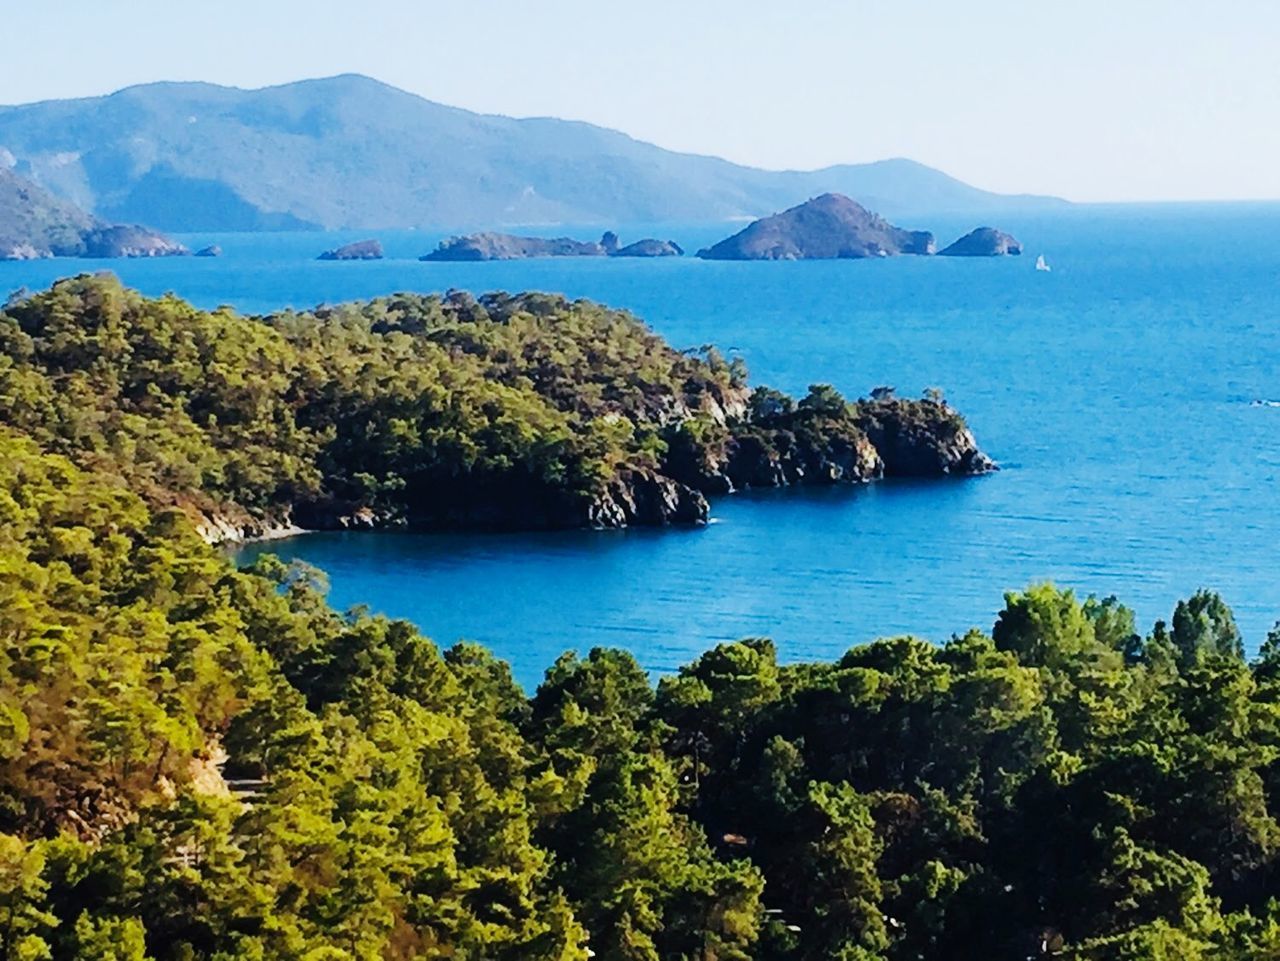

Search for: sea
xmin=5 ymin=204 xmax=1279 ymax=690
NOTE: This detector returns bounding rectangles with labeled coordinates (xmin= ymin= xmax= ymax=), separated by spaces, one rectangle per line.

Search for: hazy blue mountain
xmin=0 ymin=166 xmax=186 ymax=258
xmin=0 ymin=74 xmax=1065 ymax=231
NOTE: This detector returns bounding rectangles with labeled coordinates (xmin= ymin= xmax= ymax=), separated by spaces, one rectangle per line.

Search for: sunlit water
xmin=5 ymin=204 xmax=1279 ymax=689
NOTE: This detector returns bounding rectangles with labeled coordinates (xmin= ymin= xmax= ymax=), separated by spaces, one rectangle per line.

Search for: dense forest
xmin=0 ymin=276 xmax=989 ymax=540
xmin=2 ymin=431 xmax=1280 ymax=958
xmin=5 ymin=275 xmax=1278 ymax=959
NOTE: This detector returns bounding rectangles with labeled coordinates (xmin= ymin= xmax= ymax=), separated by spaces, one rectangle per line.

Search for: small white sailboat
xmin=1035 ymin=254 xmax=1051 ymax=272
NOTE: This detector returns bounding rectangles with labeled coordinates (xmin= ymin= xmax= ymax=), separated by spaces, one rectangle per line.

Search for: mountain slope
xmin=0 ymin=166 xmax=95 ymax=256
xmin=0 ymin=166 xmax=185 ymax=258
xmin=0 ymin=74 xmax=1065 ymax=231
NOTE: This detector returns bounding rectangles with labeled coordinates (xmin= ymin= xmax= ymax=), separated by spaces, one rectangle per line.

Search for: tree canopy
xmin=0 ymin=433 xmax=1277 ymax=958
xmin=0 ymin=275 xmax=984 ymax=537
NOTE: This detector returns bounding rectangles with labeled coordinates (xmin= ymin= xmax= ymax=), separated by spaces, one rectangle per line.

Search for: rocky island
xmin=421 ymin=230 xmax=684 ymax=261
xmin=0 ymin=166 xmax=187 ymax=259
xmin=612 ymin=238 xmax=683 ymax=257
xmin=318 ymin=238 xmax=384 ymax=260
xmin=939 ymin=226 xmax=1023 ymax=256
xmin=1 ymin=277 xmax=993 ymax=542
xmin=696 ymin=193 xmax=936 ymax=260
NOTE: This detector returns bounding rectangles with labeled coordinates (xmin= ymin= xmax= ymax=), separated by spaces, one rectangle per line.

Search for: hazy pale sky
xmin=4 ymin=0 xmax=1279 ymax=202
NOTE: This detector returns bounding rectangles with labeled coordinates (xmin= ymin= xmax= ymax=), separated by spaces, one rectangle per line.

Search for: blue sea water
xmin=5 ymin=204 xmax=1279 ymax=690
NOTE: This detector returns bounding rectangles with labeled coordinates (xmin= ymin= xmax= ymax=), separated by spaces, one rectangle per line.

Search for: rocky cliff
xmin=696 ymin=193 xmax=936 ymax=260
xmin=662 ymin=387 xmax=994 ymax=503
xmin=853 ymin=397 xmax=997 ymax=475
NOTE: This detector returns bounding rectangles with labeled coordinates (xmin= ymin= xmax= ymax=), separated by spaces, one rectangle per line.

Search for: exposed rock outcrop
xmin=696 ymin=193 xmax=935 ymax=260
xmin=318 ymin=238 xmax=383 ymax=260
xmin=587 ymin=469 xmax=708 ymax=527
xmin=853 ymin=397 xmax=997 ymax=476
xmin=195 ymin=244 xmax=223 ymax=257
xmin=194 ymin=510 xmax=307 ymax=545
xmin=938 ymin=227 xmax=1022 ymax=257
xmin=663 ymin=389 xmax=995 ymax=510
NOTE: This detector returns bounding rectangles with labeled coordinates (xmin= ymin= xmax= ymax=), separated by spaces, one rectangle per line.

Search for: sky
xmin=3 ymin=0 xmax=1278 ymax=202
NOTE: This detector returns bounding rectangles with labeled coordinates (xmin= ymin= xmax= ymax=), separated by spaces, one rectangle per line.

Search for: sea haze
xmin=6 ymin=203 xmax=1278 ymax=689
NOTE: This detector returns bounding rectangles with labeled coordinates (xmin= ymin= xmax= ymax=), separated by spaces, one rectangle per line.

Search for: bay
xmin=5 ymin=204 xmax=1278 ymax=689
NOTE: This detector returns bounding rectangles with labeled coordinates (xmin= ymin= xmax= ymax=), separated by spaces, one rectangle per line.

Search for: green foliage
xmin=1 ymin=436 xmax=1279 ymax=957
xmin=1171 ymin=590 xmax=1244 ymax=667
xmin=3 ymin=280 xmax=1277 ymax=959
xmin=0 ymin=276 xmax=981 ymax=534
xmin=0 ymin=276 xmax=747 ymax=530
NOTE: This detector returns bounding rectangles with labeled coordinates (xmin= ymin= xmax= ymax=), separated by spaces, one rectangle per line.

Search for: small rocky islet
xmin=318 ymin=238 xmax=384 ymax=260
xmin=938 ymin=226 xmax=1023 ymax=257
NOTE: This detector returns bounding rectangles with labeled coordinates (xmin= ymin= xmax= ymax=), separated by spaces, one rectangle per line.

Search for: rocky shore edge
xmin=200 ymin=392 xmax=995 ymax=545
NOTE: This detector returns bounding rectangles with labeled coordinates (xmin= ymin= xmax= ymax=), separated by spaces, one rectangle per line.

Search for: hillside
xmin=0 ymin=166 xmax=186 ymax=258
xmin=0 ymin=276 xmax=992 ymax=540
xmin=2 ymin=430 xmax=1278 ymax=958
xmin=0 ymin=165 xmax=95 ymax=256
xmin=0 ymin=74 xmax=1065 ymax=230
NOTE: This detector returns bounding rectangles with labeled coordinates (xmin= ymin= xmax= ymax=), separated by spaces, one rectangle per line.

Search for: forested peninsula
xmin=0 ymin=275 xmax=991 ymax=543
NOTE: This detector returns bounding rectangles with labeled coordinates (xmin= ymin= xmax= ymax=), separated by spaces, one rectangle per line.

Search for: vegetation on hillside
xmin=0 ymin=434 xmax=1278 ymax=959
xmin=0 ymin=276 xmax=985 ymax=536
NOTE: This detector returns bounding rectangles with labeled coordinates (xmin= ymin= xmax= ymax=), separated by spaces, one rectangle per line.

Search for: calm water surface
xmin=5 ymin=205 xmax=1278 ymax=689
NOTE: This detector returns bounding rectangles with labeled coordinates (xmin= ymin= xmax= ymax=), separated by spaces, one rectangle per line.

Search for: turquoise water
xmin=5 ymin=205 xmax=1280 ymax=689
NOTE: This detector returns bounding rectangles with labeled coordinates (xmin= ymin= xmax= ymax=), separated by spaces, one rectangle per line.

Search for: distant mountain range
xmin=0 ymin=74 xmax=1066 ymax=232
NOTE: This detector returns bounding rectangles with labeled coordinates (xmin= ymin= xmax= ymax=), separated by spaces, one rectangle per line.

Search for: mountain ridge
xmin=0 ymin=73 xmax=1067 ymax=231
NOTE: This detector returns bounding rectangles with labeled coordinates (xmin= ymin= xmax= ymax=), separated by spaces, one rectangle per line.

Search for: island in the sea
xmin=0 ymin=276 xmax=994 ymax=543
xmin=421 ymin=231 xmax=683 ymax=261
xmin=318 ymin=238 xmax=384 ymax=260
xmin=695 ymin=193 xmax=1022 ymax=262
xmin=696 ymin=193 xmax=936 ymax=260
xmin=939 ymin=226 xmax=1023 ymax=257
xmin=0 ymin=166 xmax=187 ymax=260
